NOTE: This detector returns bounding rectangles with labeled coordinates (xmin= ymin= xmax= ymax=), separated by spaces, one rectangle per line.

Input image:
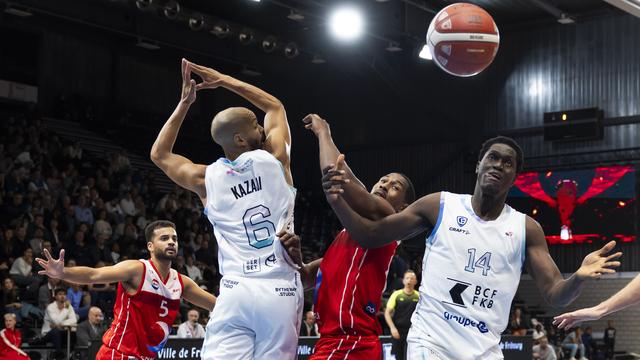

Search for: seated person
xmin=0 ymin=313 xmax=30 ymax=359
xmin=42 ymin=288 xmax=77 ymax=351
xmin=76 ymin=307 xmax=108 ymax=347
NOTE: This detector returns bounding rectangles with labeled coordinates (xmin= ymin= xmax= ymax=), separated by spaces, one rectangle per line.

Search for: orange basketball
xmin=426 ymin=3 xmax=499 ymax=77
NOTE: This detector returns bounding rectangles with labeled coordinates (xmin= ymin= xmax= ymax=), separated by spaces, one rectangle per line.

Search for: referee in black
xmin=384 ymin=269 xmax=419 ymax=360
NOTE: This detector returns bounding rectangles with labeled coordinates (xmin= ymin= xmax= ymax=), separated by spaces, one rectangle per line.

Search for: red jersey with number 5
xmin=314 ymin=229 xmax=398 ymax=336
xmin=101 ymin=259 xmax=183 ymax=358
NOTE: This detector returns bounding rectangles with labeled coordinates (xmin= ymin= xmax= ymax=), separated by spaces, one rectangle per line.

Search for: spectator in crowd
xmin=176 ymin=309 xmax=205 ymax=339
xmin=2 ymin=277 xmax=43 ymax=324
xmin=603 ymin=320 xmax=616 ymax=360
xmin=581 ymin=326 xmax=596 ymax=359
xmin=66 ymin=283 xmax=90 ymax=321
xmin=41 ymin=288 xmax=77 ymax=351
xmin=74 ymin=196 xmax=93 ymax=226
xmin=38 ymin=277 xmax=60 ymax=310
xmin=75 ymin=307 xmax=107 ymax=347
xmin=0 ymin=313 xmax=30 ymax=359
xmin=299 ymin=311 xmax=318 ymax=337
xmin=384 ymin=269 xmax=419 ymax=360
xmin=532 ymin=322 xmax=547 ymax=345
xmin=508 ymin=307 xmax=529 ymax=336
xmin=184 ymin=255 xmax=202 ymax=285
xmin=9 ymin=248 xmax=41 ymax=295
xmin=562 ymin=327 xmax=587 ymax=360
xmin=533 ymin=336 xmax=557 ymax=360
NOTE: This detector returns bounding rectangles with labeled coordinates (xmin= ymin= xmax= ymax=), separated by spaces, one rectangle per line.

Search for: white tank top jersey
xmin=203 ymin=149 xmax=297 ymax=279
xmin=411 ymin=192 xmax=527 ymax=360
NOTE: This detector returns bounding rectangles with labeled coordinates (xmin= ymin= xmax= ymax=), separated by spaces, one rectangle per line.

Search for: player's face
xmin=245 ymin=117 xmax=265 ymax=151
xmin=371 ymin=173 xmax=409 ymax=212
xmin=150 ymin=227 xmax=178 ymax=261
xmin=476 ymin=143 xmax=518 ymax=195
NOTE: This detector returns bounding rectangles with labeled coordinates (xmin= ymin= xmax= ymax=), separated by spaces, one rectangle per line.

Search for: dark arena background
xmin=1 ymin=0 xmax=639 ymax=359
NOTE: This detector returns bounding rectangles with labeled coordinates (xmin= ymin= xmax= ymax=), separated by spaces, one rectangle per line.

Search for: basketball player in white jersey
xmin=151 ymin=59 xmax=302 ymax=359
xmin=321 ymin=136 xmax=622 ymax=360
xmin=34 ymin=220 xmax=216 ymax=359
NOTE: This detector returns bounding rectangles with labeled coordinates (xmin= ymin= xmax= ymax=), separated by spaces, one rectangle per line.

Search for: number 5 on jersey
xmin=159 ymin=300 xmax=168 ymax=317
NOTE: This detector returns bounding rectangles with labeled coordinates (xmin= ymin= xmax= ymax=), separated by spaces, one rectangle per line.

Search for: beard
xmin=154 ymin=248 xmax=177 ymax=261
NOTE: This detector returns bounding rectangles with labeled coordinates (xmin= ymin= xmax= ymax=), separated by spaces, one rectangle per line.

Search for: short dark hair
xmin=54 ymin=288 xmax=66 ymax=296
xmin=478 ymin=136 xmax=524 ymax=173
xmin=396 ymin=173 xmax=416 ymax=204
xmin=145 ymin=220 xmax=176 ymax=243
xmin=404 ymin=269 xmax=416 ymax=276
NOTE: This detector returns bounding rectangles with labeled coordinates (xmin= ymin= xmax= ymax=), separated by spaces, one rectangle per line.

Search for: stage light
xmin=239 ymin=29 xmax=255 ymax=45
xmin=528 ymin=79 xmax=543 ymax=96
xmin=546 ymin=171 xmax=553 ymax=178
xmin=386 ymin=42 xmax=402 ymax=52
xmin=211 ymin=22 xmax=231 ymax=38
xmin=619 ymin=201 xmax=627 ymax=207
xmin=189 ymin=14 xmax=205 ymax=31
xmin=284 ymin=42 xmax=299 ymax=59
xmin=532 ymin=208 xmax=538 ymax=215
xmin=561 ymin=113 xmax=567 ymax=121
xmin=135 ymin=0 xmax=152 ymax=10
xmin=287 ymin=9 xmax=305 ymax=21
xmin=163 ymin=1 xmax=180 ymax=19
xmin=262 ymin=36 xmax=277 ymax=53
xmin=418 ymin=44 xmax=432 ymax=60
xmin=329 ymin=6 xmax=364 ymax=41
xmin=311 ymin=55 xmax=326 ymax=64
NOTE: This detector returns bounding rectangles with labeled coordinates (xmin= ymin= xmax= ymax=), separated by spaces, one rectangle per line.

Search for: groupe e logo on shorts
xmin=243 ymin=253 xmax=278 ymax=273
xmin=443 ymin=310 xmax=489 ymax=334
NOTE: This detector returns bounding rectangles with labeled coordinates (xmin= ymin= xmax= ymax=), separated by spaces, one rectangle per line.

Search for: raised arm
xmin=525 ymin=217 xmax=622 ymax=308
xmin=188 ymin=61 xmax=292 ymax=184
xmin=36 ymin=249 xmax=142 ymax=287
xmin=150 ymin=59 xmax=207 ymax=200
xmin=553 ymin=273 xmax=640 ymax=329
xmin=181 ymin=274 xmax=217 ymax=312
xmin=325 ymin=162 xmax=438 ymax=248
xmin=303 ymin=114 xmax=394 ymax=220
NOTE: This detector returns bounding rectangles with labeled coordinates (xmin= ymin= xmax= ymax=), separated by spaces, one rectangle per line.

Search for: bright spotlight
xmin=418 ymin=44 xmax=432 ymax=60
xmin=329 ymin=6 xmax=364 ymax=41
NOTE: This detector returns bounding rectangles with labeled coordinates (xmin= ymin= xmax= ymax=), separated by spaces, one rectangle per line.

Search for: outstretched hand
xmin=185 ymin=60 xmax=226 ymax=91
xmin=180 ymin=59 xmax=196 ymax=105
xmin=35 ymin=248 xmax=66 ymax=279
xmin=576 ymin=241 xmax=622 ymax=280
xmin=553 ymin=306 xmax=603 ymax=330
xmin=322 ymin=154 xmax=349 ymax=202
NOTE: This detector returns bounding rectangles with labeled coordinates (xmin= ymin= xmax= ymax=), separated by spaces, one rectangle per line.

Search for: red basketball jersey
xmin=314 ymin=229 xmax=398 ymax=336
xmin=101 ymin=259 xmax=183 ymax=359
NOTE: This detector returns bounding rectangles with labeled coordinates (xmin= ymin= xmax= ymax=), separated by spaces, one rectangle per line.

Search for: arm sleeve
xmin=387 ymin=290 xmax=399 ymax=310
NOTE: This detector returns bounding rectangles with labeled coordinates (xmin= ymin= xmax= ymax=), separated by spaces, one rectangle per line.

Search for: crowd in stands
xmin=505 ymin=306 xmax=618 ymax=360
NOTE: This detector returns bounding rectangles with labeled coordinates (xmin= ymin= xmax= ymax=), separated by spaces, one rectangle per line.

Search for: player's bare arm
xmin=525 ymin=216 xmax=622 ymax=308
xmin=553 ymin=273 xmax=640 ymax=329
xmin=180 ymin=275 xmax=217 ymax=311
xmin=188 ymin=61 xmax=293 ymax=185
xmin=384 ymin=306 xmax=400 ymax=340
xmin=304 ymin=114 xmax=394 ymax=220
xmin=36 ymin=249 xmax=143 ymax=292
xmin=325 ymin=163 xmax=439 ymax=248
xmin=150 ymin=58 xmax=207 ymax=201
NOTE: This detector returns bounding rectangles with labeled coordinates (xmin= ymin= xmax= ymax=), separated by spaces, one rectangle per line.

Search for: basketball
xmin=426 ymin=3 xmax=500 ymax=77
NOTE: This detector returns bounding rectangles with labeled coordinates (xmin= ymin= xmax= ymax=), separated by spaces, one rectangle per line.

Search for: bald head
xmin=88 ymin=306 xmax=103 ymax=325
xmin=210 ymin=107 xmax=259 ymax=147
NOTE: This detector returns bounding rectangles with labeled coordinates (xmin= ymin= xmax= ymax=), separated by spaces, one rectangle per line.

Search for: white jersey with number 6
xmin=408 ymin=191 xmax=526 ymax=360
xmin=203 ymin=149 xmax=297 ymax=279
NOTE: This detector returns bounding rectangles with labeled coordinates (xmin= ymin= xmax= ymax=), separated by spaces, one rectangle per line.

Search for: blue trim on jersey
xmin=425 ymin=193 xmax=445 ymax=245
xmin=520 ymin=214 xmax=527 ymax=270
xmin=313 ymin=268 xmax=322 ymax=305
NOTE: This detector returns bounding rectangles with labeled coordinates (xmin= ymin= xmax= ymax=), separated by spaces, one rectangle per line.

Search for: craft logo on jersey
xmin=456 ymin=216 xmax=468 ymax=227
xmin=450 ymin=215 xmax=471 ymax=235
xmin=151 ymin=278 xmax=160 ymax=290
